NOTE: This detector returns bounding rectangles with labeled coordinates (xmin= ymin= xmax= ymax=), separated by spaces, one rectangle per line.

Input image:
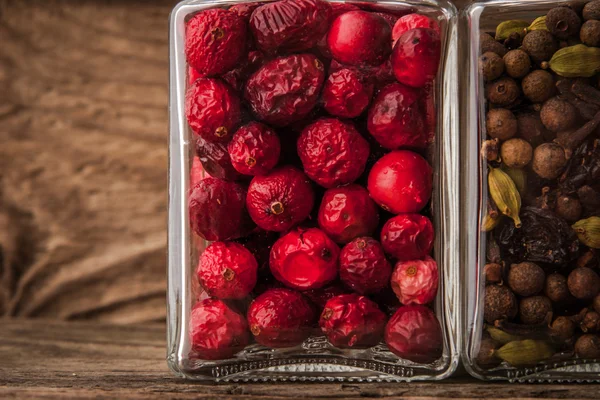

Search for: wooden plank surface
xmin=0 ymin=319 xmax=597 ymax=400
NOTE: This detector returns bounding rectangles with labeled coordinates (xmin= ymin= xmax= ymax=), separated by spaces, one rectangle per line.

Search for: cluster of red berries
xmin=185 ymin=0 xmax=443 ymax=364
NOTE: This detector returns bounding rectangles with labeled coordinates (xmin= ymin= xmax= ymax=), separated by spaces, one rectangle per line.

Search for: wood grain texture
xmin=0 ymin=319 xmax=595 ymax=400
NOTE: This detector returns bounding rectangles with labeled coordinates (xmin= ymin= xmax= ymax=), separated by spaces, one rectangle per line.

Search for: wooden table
xmin=1 ymin=319 xmax=599 ymax=399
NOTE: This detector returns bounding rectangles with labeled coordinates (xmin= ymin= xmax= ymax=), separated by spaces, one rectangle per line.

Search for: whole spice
xmin=580 ymin=310 xmax=600 ymax=332
xmin=519 ymin=296 xmax=553 ymax=325
xmin=484 ymin=263 xmax=503 ymax=284
xmin=575 ymin=334 xmax=600 ymax=359
xmin=555 ymin=195 xmax=582 ymax=222
xmin=573 ymin=217 xmax=600 ymax=248
xmin=508 ymin=262 xmax=545 ymax=297
xmin=545 ymin=6 xmax=582 ymax=40
xmin=550 ymin=316 xmax=575 ymax=342
xmin=522 ymin=30 xmax=559 ymax=64
xmin=476 ymin=335 xmax=501 ymax=368
xmin=479 ymin=52 xmax=505 ymax=81
xmin=580 ymin=20 xmax=600 ymax=47
xmin=532 ymin=143 xmax=568 ymax=179
xmin=545 ymin=273 xmax=572 ymax=303
xmin=583 ymin=0 xmax=600 ymax=21
xmin=494 ymin=339 xmax=554 ymax=366
xmin=522 ymin=70 xmax=555 ymax=103
xmin=540 ymin=97 xmax=577 ymax=132
xmin=486 ymin=109 xmax=517 ymax=140
xmin=504 ymin=49 xmax=531 ymax=79
xmin=547 ymin=44 xmax=600 ymax=78
xmin=568 ymin=267 xmax=600 ymax=300
xmin=484 ymin=284 xmax=518 ymax=324
xmin=500 ymin=138 xmax=533 ymax=168
xmin=485 ymin=77 xmax=521 ymax=106
xmin=488 ymin=168 xmax=522 ymax=227
xmin=481 ymin=138 xmax=500 ymax=161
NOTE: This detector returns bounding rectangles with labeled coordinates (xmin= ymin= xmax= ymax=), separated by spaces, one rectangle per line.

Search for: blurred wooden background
xmin=0 ymin=0 xmax=468 ymax=324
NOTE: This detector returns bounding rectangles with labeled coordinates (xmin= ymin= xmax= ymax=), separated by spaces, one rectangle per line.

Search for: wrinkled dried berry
xmin=484 ymin=284 xmax=518 ymax=324
xmin=195 ymin=137 xmax=242 ymax=181
xmin=339 ymin=237 xmax=392 ymax=295
xmin=545 ymin=273 xmax=572 ymax=303
xmin=229 ymin=2 xmax=260 ymax=20
xmin=270 ymin=227 xmax=339 ymax=291
xmin=228 ymin=122 xmax=281 ymax=176
xmin=392 ymin=28 xmax=441 ymax=88
xmin=392 ymin=14 xmax=440 ymax=47
xmin=320 ymin=294 xmax=386 ymax=348
xmin=190 ymin=156 xmax=204 ymax=190
xmin=507 ymin=262 xmax=545 ymax=297
xmin=381 ymin=214 xmax=434 ymax=261
xmin=322 ymin=69 xmax=374 ymax=118
xmin=568 ymin=267 xmax=600 ymax=300
xmin=519 ymin=296 xmax=552 ymax=325
xmin=221 ymin=50 xmax=266 ymax=92
xmin=391 ymin=256 xmax=439 ymax=305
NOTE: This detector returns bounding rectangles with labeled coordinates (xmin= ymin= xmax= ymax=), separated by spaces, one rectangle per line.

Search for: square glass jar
xmin=462 ymin=0 xmax=600 ymax=382
xmin=168 ymin=0 xmax=459 ymax=382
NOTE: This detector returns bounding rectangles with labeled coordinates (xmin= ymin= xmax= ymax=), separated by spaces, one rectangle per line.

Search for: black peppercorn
xmin=484 ymin=284 xmax=518 ymax=324
xmin=519 ymin=296 xmax=553 ymax=325
xmin=508 ymin=262 xmax=545 ymax=296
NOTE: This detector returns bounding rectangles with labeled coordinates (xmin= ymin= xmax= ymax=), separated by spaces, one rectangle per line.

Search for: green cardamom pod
xmin=548 ymin=44 xmax=600 ymax=78
xmin=482 ymin=213 xmax=502 ymax=232
xmin=495 ymin=20 xmax=530 ymax=40
xmin=495 ymin=340 xmax=554 ymax=366
xmin=527 ymin=16 xmax=548 ymax=32
xmin=572 ymin=217 xmax=600 ymax=248
xmin=486 ymin=326 xmax=523 ymax=345
xmin=489 ymin=168 xmax=522 ymax=228
xmin=501 ymin=165 xmax=527 ymax=197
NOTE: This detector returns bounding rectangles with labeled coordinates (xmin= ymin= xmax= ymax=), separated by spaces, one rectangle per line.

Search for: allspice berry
xmin=484 ymin=284 xmax=518 ymax=324
xmin=501 ymin=138 xmax=533 ymax=168
xmin=532 ymin=143 xmax=567 ymax=180
xmin=484 ymin=263 xmax=503 ymax=284
xmin=540 ymin=97 xmax=577 ymax=132
xmin=522 ymin=70 xmax=555 ymax=103
xmin=519 ymin=296 xmax=553 ymax=325
xmin=508 ymin=262 xmax=545 ymax=296
xmin=583 ymin=0 xmax=600 ymax=21
xmin=522 ymin=30 xmax=559 ymax=64
xmin=486 ymin=108 xmax=517 ymax=140
xmin=517 ymin=113 xmax=546 ymax=146
xmin=575 ymin=334 xmax=600 ymax=359
xmin=479 ymin=52 xmax=505 ymax=81
xmin=545 ymin=273 xmax=572 ymax=303
xmin=481 ymin=35 xmax=508 ymax=57
xmin=580 ymin=20 xmax=600 ymax=47
xmin=568 ymin=267 xmax=600 ymax=300
xmin=550 ymin=316 xmax=576 ymax=342
xmin=503 ymin=49 xmax=531 ymax=78
xmin=545 ymin=6 xmax=582 ymax=40
xmin=476 ymin=335 xmax=500 ymax=368
xmin=555 ymin=195 xmax=582 ymax=222
xmin=485 ymin=77 xmax=521 ymax=106
xmin=580 ymin=310 xmax=600 ymax=333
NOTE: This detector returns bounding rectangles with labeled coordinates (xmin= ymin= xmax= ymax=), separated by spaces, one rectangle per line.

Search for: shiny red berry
xmin=245 ymin=54 xmax=325 ymax=127
xmin=391 ymin=256 xmax=439 ymax=305
xmin=339 ymin=237 xmax=392 ymax=295
xmin=189 ymin=177 xmax=254 ymax=241
xmin=195 ymin=137 xmax=243 ymax=181
xmin=392 ymin=14 xmax=440 ymax=46
xmin=316 ymin=3 xmax=361 ymax=58
xmin=298 ymin=118 xmax=370 ymax=188
xmin=246 ymin=166 xmax=315 ymax=232
xmin=185 ymin=78 xmax=241 ymax=143
xmin=270 ymin=227 xmax=340 ymax=291
xmin=384 ymin=305 xmax=443 ymax=363
xmin=190 ymin=299 xmax=249 ymax=360
xmin=320 ymin=294 xmax=387 ymax=348
xmin=247 ymin=288 xmax=316 ymax=348
xmin=322 ymin=69 xmax=374 ymax=118
xmin=185 ymin=9 xmax=247 ymax=77
xmin=367 ymin=83 xmax=426 ymax=150
xmin=228 ymin=122 xmax=281 ymax=176
xmin=327 ymin=11 xmax=392 ymax=66
xmin=197 ymin=241 xmax=258 ymax=299
xmin=367 ymin=150 xmax=433 ymax=214
xmin=381 ymin=214 xmax=434 ymax=261
xmin=304 ymin=284 xmax=350 ymax=309
xmin=391 ymin=28 xmax=441 ymax=88
xmin=317 ymin=185 xmax=379 ymax=244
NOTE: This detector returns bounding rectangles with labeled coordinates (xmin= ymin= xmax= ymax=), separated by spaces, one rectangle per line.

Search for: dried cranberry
xmin=190 ymin=299 xmax=249 ymax=360
xmin=190 ymin=156 xmax=204 ymax=189
xmin=367 ymin=150 xmax=433 ymax=214
xmin=384 ymin=305 xmax=443 ymax=363
xmin=195 ymin=137 xmax=242 ymax=181
xmin=188 ymin=65 xmax=203 ymax=86
xmin=246 ymin=166 xmax=315 ymax=232
xmin=373 ymin=12 xmax=399 ymax=29
xmin=367 ymin=83 xmax=426 ymax=150
xmin=391 ymin=28 xmax=441 ymax=88
xmin=228 ymin=122 xmax=281 ymax=176
xmin=322 ymin=69 xmax=374 ymax=118
xmin=186 ymin=78 xmax=241 ymax=143
xmin=329 ymin=59 xmax=395 ymax=88
xmin=221 ymin=50 xmax=266 ymax=92
xmin=297 ymin=118 xmax=370 ymax=188
xmin=317 ymin=185 xmax=379 ymax=244
xmin=229 ymin=2 xmax=261 ymax=21
xmin=381 ymin=214 xmax=434 ymax=261
xmin=189 ymin=177 xmax=254 ymax=241
xmin=185 ymin=9 xmax=247 ymax=77
xmin=320 ymin=294 xmax=387 ymax=348
xmin=339 ymin=237 xmax=392 ymax=295
xmin=197 ymin=241 xmax=258 ymax=299
xmin=245 ymin=54 xmax=325 ymax=127
xmin=304 ymin=284 xmax=350 ymax=308
xmin=247 ymin=288 xmax=316 ymax=348
xmin=328 ymin=11 xmax=392 ymax=66
xmin=392 ymin=14 xmax=440 ymax=46
xmin=250 ymin=0 xmax=331 ymax=54
xmin=270 ymin=227 xmax=340 ymax=290
xmin=391 ymin=256 xmax=439 ymax=305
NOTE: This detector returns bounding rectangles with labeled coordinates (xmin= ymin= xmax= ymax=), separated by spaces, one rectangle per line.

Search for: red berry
xmin=322 ymin=69 xmax=374 ymax=118
xmin=367 ymin=83 xmax=426 ymax=150
xmin=195 ymin=137 xmax=243 ymax=181
xmin=381 ymin=214 xmax=434 ymax=261
xmin=270 ymin=227 xmax=340 ymax=291
xmin=330 ymin=59 xmax=395 ymax=88
xmin=185 ymin=9 xmax=247 ymax=77
xmin=317 ymin=185 xmax=379 ymax=244
xmin=392 ymin=14 xmax=440 ymax=46
xmin=384 ymin=305 xmax=443 ymax=363
xmin=188 ymin=65 xmax=203 ymax=86
xmin=304 ymin=284 xmax=350 ymax=309
xmin=320 ymin=294 xmax=386 ymax=348
xmin=185 ymin=78 xmax=241 ymax=143
xmin=297 ymin=118 xmax=370 ymax=188
xmin=391 ymin=256 xmax=439 ymax=305
xmin=367 ymin=150 xmax=432 ymax=214
xmin=250 ymin=0 xmax=331 ymax=54
xmin=190 ymin=299 xmax=249 ymax=360
xmin=228 ymin=122 xmax=281 ymax=176
xmin=245 ymin=54 xmax=325 ymax=127
xmin=316 ymin=3 xmax=361 ymax=58
xmin=197 ymin=241 xmax=258 ymax=299
xmin=229 ymin=2 xmax=261 ymax=21
xmin=246 ymin=166 xmax=315 ymax=232
xmin=328 ymin=11 xmax=392 ymax=66
xmin=190 ymin=156 xmax=204 ymax=190
xmin=221 ymin=50 xmax=266 ymax=92
xmin=339 ymin=237 xmax=392 ymax=295
xmin=391 ymin=28 xmax=441 ymax=88
xmin=189 ymin=177 xmax=254 ymax=241
xmin=247 ymin=288 xmax=316 ymax=348
xmin=373 ymin=12 xmax=399 ymax=29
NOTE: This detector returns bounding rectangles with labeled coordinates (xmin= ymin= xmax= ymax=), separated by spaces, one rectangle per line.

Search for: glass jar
xmin=462 ymin=0 xmax=600 ymax=382
xmin=168 ymin=0 xmax=459 ymax=382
